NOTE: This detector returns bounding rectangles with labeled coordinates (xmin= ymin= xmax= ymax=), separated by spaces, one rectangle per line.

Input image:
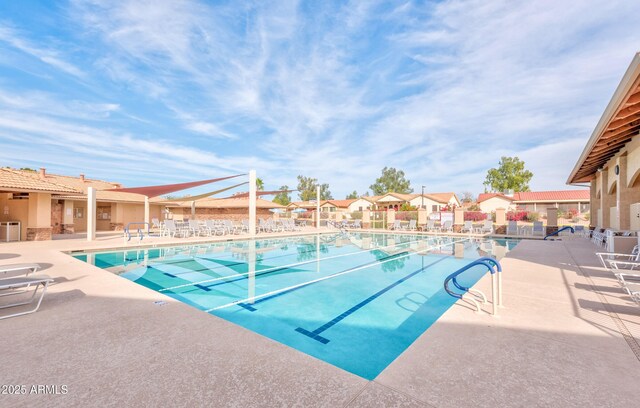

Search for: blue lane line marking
xmin=295 ymin=255 xmax=451 ymax=344
xmin=235 ymin=252 xmax=409 ymax=312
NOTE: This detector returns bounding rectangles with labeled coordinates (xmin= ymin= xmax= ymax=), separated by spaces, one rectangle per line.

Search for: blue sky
xmin=0 ymin=0 xmax=639 ymax=199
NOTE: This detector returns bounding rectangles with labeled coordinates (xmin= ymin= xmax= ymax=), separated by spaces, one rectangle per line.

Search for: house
xmin=476 ymin=190 xmax=590 ymax=214
xmin=568 ymin=52 xmax=640 ymax=230
xmin=0 ymin=167 xmax=80 ymax=240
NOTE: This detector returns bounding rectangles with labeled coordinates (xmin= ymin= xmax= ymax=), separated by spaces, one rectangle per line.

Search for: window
xmin=74 ymin=207 xmax=84 ymax=219
xmin=432 ymin=205 xmax=438 ymax=212
xmin=97 ymin=206 xmax=111 ymax=220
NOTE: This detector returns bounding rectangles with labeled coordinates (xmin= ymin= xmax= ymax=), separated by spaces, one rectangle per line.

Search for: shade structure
xmin=269 ymin=208 xmax=284 ymax=213
xmin=291 ymin=208 xmax=307 ymax=213
xmin=158 ymin=181 xmax=248 ymax=202
xmin=231 ymin=189 xmax=296 ymax=199
xmin=108 ymin=174 xmax=245 ymax=198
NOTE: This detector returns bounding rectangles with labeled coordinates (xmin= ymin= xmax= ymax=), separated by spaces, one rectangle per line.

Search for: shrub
xmin=567 ymin=209 xmax=578 ymax=219
xmin=506 ymin=211 xmax=528 ymax=221
xmin=399 ymin=203 xmax=417 ymax=211
xmin=468 ymin=204 xmax=481 ymax=211
xmin=350 ymin=211 xmax=363 ymax=220
xmin=464 ymin=211 xmax=488 ymax=221
xmin=584 ymin=212 xmax=590 ymax=221
xmin=526 ymin=212 xmax=539 ymax=222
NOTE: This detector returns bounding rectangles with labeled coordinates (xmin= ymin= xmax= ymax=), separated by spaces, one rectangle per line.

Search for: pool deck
xmin=1 ymin=231 xmax=639 ymax=407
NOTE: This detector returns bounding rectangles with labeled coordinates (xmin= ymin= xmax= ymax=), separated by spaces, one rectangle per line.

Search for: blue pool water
xmin=73 ymin=232 xmax=517 ymax=379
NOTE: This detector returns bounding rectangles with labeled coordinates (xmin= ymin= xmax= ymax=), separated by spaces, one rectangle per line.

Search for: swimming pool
xmin=73 ymin=232 xmax=517 ymax=379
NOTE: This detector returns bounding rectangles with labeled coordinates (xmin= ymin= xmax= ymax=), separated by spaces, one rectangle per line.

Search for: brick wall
xmin=27 ymin=227 xmax=52 ymax=241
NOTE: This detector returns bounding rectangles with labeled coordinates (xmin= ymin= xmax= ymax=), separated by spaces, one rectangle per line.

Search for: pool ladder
xmin=544 ymin=226 xmax=575 ymax=240
xmin=444 ymin=257 xmax=502 ymax=316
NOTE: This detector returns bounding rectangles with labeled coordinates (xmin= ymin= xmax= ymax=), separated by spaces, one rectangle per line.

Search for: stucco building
xmin=568 ymin=53 xmax=640 ymax=230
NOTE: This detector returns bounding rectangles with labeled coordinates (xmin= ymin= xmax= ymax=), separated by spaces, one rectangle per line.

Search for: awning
xmin=109 ymin=174 xmax=246 ymax=197
xmin=158 ymin=182 xmax=248 ymax=202
xmin=230 ymin=189 xmax=296 ymax=199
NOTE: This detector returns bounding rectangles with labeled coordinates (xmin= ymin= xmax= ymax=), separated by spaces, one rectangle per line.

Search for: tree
xmin=273 ymin=185 xmax=291 ymax=206
xmin=369 ymin=167 xmax=413 ymax=195
xmin=256 ymin=178 xmax=264 ymax=191
xmin=297 ymin=175 xmax=332 ymax=201
xmin=483 ymin=156 xmax=533 ymax=193
xmin=460 ymin=191 xmax=475 ymax=203
xmin=346 ymin=191 xmax=358 ymax=199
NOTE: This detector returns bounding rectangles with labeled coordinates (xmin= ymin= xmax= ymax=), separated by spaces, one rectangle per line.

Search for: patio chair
xmin=481 ymin=220 xmax=493 ymax=234
xmin=390 ymin=220 xmax=401 ymax=230
xmin=0 ymin=274 xmax=54 ymax=320
xmin=241 ymin=219 xmax=250 ymax=233
xmin=462 ymin=221 xmax=474 ymax=234
xmin=507 ymin=221 xmax=518 ymax=235
xmin=407 ymin=219 xmax=417 ymax=231
xmin=350 ymin=219 xmax=362 ymax=229
xmin=532 ymin=221 xmax=544 ymax=237
xmin=424 ymin=219 xmax=436 ymax=232
xmin=440 ymin=220 xmax=453 ymax=233
xmin=162 ymin=220 xmax=181 ymax=237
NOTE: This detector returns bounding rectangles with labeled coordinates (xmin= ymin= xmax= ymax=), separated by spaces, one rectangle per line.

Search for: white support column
xmin=191 ymin=201 xmax=196 ymax=218
xmin=248 ymin=239 xmax=256 ymax=303
xmin=316 ymin=185 xmax=320 ymax=229
xmin=249 ymin=170 xmax=257 ymax=237
xmin=144 ymin=196 xmax=150 ymax=225
xmin=87 ymin=187 xmax=96 ymax=241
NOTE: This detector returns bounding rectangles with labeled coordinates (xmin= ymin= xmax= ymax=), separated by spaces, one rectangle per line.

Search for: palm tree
xmin=256 ymin=178 xmax=264 ymax=191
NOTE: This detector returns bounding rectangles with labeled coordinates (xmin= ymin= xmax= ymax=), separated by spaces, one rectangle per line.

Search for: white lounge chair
xmin=440 ymin=220 xmax=453 ymax=233
xmin=481 ymin=220 xmax=493 ymax=234
xmin=462 ymin=221 xmax=474 ymax=234
xmin=0 ymin=274 xmax=53 ymax=319
xmin=407 ymin=219 xmax=417 ymax=231
xmin=390 ymin=220 xmax=401 ymax=230
xmin=424 ymin=219 xmax=436 ymax=232
xmin=0 ymin=263 xmax=40 ymax=279
xmin=507 ymin=221 xmax=518 ymax=235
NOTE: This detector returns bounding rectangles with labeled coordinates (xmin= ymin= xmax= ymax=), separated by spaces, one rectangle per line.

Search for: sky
xmin=0 ymin=0 xmax=639 ymax=200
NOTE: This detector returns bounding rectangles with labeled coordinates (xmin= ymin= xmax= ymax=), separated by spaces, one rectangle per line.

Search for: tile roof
xmin=323 ymin=199 xmax=356 ymax=208
xmin=478 ymin=190 xmax=590 ymax=203
xmin=513 ymin=190 xmax=590 ymax=202
xmin=477 ymin=193 xmax=515 ymax=203
xmin=0 ymin=168 xmax=80 ymax=194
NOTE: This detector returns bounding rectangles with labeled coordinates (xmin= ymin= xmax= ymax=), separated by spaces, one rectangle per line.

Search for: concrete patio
xmin=1 ymin=233 xmax=639 ymax=407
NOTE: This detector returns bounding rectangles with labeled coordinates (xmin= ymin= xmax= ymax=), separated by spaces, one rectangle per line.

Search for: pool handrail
xmin=444 ymin=257 xmax=502 ymax=315
xmin=124 ymin=222 xmax=151 ymax=242
xmin=544 ymin=226 xmax=575 ymax=240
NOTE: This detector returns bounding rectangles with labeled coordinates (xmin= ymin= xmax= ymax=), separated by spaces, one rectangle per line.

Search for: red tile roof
xmin=478 ymin=190 xmax=590 ymax=203
xmin=513 ymin=190 xmax=590 ymax=202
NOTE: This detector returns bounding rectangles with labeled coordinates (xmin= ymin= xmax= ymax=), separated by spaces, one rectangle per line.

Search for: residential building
xmin=568 ymin=53 xmax=640 ymax=230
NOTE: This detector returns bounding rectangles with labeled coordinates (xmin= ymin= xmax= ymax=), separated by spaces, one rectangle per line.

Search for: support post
xmin=144 ymin=196 xmax=150 ymax=225
xmin=316 ymin=185 xmax=320 ymax=229
xmin=249 ymin=170 xmax=257 ymax=237
xmin=190 ymin=201 xmax=196 ymax=218
xmin=87 ymin=187 xmax=96 ymax=241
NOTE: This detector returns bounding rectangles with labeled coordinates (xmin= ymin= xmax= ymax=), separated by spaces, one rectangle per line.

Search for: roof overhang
xmin=568 ymin=53 xmax=640 ymax=184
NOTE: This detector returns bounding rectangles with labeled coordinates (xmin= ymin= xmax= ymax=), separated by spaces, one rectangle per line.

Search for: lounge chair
xmin=390 ymin=220 xmax=401 ymax=230
xmin=423 ymin=219 xmax=436 ymax=232
xmin=481 ymin=220 xmax=493 ymax=234
xmin=407 ymin=219 xmax=417 ymax=231
xmin=0 ymin=263 xmax=40 ymax=279
xmin=440 ymin=220 xmax=453 ymax=233
xmin=507 ymin=221 xmax=518 ymax=235
xmin=532 ymin=221 xmax=544 ymax=237
xmin=350 ymin=219 xmax=362 ymax=229
xmin=0 ymin=274 xmax=53 ymax=320
xmin=461 ymin=221 xmax=474 ymax=234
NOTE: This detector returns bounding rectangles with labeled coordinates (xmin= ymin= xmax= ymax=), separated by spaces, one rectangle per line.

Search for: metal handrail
xmin=444 ymin=257 xmax=502 ymax=315
xmin=124 ymin=222 xmax=150 ymax=242
xmin=544 ymin=226 xmax=575 ymax=240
